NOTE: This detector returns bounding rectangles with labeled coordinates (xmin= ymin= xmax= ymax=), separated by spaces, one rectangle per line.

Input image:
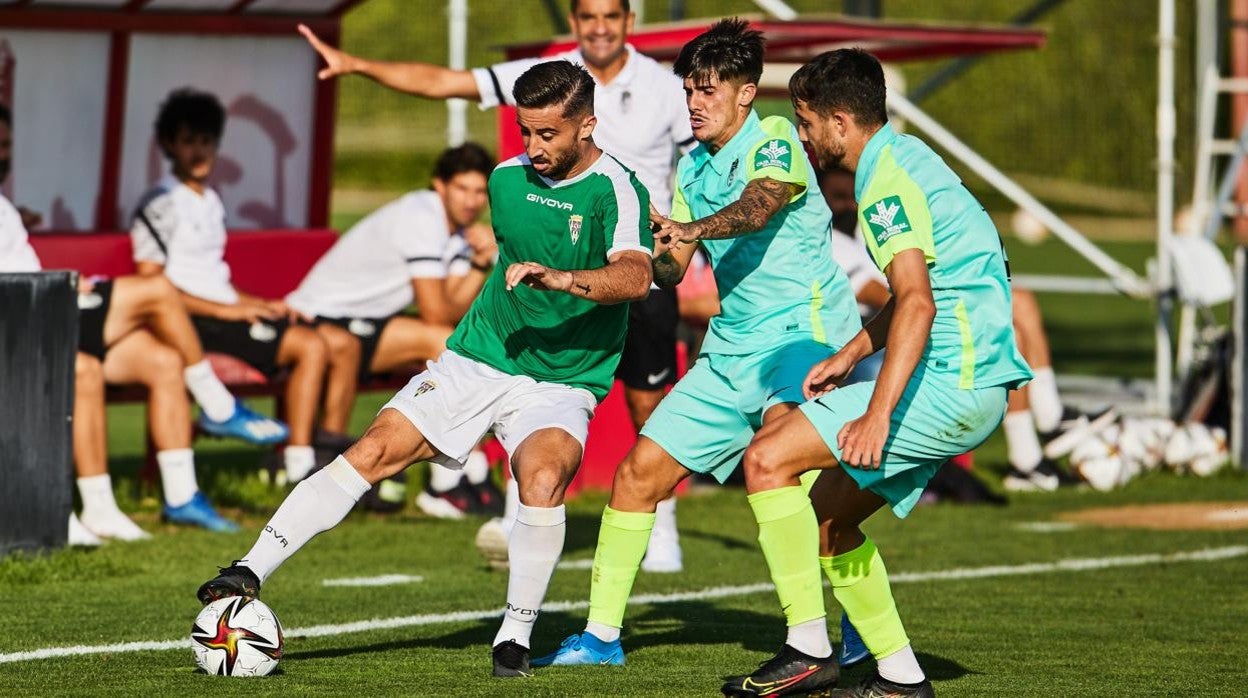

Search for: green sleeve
xmin=859 ymin=152 xmax=936 ymax=271
xmin=671 ymin=175 xmax=693 ymax=224
xmin=743 ymin=116 xmax=809 ymax=204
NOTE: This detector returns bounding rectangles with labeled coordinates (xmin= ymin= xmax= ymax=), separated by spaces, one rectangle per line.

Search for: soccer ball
xmin=192 ymin=597 xmax=283 ymax=677
xmin=1117 ymin=418 xmax=1166 ymax=472
xmin=1186 ymin=425 xmax=1230 ymax=477
xmin=1070 ymin=425 xmax=1130 ymax=491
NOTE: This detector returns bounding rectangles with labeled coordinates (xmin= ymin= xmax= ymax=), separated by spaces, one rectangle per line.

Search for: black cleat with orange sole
xmin=722 ymin=644 xmax=839 ymax=696
xmin=819 ymin=673 xmax=935 ymax=697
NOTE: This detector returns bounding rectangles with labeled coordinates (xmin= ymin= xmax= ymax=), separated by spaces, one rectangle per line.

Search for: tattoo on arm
xmin=575 ymin=282 xmax=591 ymax=295
xmin=687 ymin=178 xmax=797 ymax=241
xmin=652 ymin=251 xmax=685 ymax=288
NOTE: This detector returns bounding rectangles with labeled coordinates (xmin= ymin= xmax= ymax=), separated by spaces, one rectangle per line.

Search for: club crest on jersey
xmin=413 ymin=380 xmax=437 ymax=396
xmin=865 ymin=195 xmax=912 ymax=246
xmin=753 ymin=139 xmax=792 ymax=172
xmin=568 ymin=214 xmax=583 ymax=245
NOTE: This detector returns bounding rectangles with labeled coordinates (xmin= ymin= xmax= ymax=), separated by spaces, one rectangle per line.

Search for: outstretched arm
xmin=299 ymin=24 xmax=481 ymax=100
xmin=504 ymin=250 xmax=652 ymax=305
xmin=652 ymin=177 xmax=800 ymax=244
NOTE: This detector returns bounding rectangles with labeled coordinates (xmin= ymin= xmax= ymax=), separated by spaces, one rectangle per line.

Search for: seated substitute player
xmin=719 ymin=50 xmax=1033 ymax=697
xmin=0 ymin=193 xmax=284 ymax=539
xmin=195 ymin=61 xmax=653 ymax=678
xmin=300 ymin=0 xmax=692 ymax=572
xmin=285 ymin=143 xmax=502 ymax=516
xmin=533 ymin=20 xmax=861 ymax=676
xmin=132 ymin=88 xmax=335 ymax=484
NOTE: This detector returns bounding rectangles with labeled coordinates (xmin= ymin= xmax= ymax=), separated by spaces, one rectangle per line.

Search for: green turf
xmin=2 ymin=468 xmax=1246 ymax=696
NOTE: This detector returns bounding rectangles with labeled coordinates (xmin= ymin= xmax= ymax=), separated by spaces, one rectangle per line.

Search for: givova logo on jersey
xmin=526 ymin=193 xmax=573 ymax=210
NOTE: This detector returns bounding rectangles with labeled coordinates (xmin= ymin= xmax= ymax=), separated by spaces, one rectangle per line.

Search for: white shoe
xmin=67 ymin=513 xmax=102 ymax=547
xmin=80 ymin=508 xmax=151 ymax=541
xmin=641 ymin=524 xmax=683 ymax=573
xmin=415 ymin=491 xmax=467 ymax=520
xmin=475 ymin=517 xmax=510 ymax=570
xmin=1042 ymin=407 xmax=1119 ymax=459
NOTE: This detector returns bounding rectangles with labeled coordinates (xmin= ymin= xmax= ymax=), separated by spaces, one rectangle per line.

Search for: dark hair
xmin=433 ymin=142 xmax=494 ymax=182
xmin=570 ymin=0 xmax=629 ymax=13
xmin=155 ymin=87 xmax=226 ymax=146
xmin=513 ymin=61 xmax=595 ymax=119
xmin=672 ymin=18 xmax=764 ymax=86
xmin=0 ymin=103 xmax=9 ymax=127
xmin=789 ymin=49 xmax=887 ymax=127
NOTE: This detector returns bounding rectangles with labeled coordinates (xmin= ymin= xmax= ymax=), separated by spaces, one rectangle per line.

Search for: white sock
xmin=786 ymin=617 xmax=833 ymax=658
xmin=240 ymin=456 xmax=370 ymax=583
xmin=428 ymin=462 xmax=462 ymax=492
xmin=1029 ymin=367 xmax=1063 ymax=433
xmin=585 ymin=620 xmax=620 ymax=643
xmin=184 ymin=359 xmax=236 ymax=422
xmin=284 ymin=445 xmax=317 ymax=483
xmin=1003 ymin=411 xmax=1042 ymax=472
xmin=492 ymin=503 xmax=565 ymax=649
xmin=464 ymin=448 xmax=490 ymax=485
xmin=501 ymin=476 xmax=520 ymax=536
xmin=877 ymin=644 xmax=926 ymax=684
xmin=77 ymin=474 xmax=121 ymax=516
xmin=157 ymin=448 xmax=199 ymax=507
xmin=653 ymin=496 xmax=677 ymax=536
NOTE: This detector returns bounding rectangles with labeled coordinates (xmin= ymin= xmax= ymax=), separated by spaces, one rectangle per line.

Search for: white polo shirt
xmin=286 ymin=190 xmax=471 ymax=320
xmin=472 ymin=44 xmax=693 ymax=213
xmin=130 ymin=176 xmax=238 ymax=305
xmin=0 ymin=194 xmax=42 ymax=273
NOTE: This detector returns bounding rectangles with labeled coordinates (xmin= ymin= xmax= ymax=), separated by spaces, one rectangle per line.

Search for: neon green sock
xmin=747 ymin=486 xmax=825 ymax=626
xmin=586 ymin=506 xmax=655 ymax=629
xmin=798 ymin=469 xmax=821 ymax=495
xmin=823 ymin=538 xmax=910 ymax=659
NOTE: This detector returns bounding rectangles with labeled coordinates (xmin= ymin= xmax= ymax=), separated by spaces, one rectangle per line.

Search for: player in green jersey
xmin=531 ymin=21 xmax=861 ymax=693
xmin=718 ymin=49 xmax=1033 ymax=697
xmin=195 ymin=61 xmax=654 ymax=679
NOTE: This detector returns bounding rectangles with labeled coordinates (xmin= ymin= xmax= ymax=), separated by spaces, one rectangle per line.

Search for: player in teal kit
xmin=721 ymin=49 xmax=1033 ymax=697
xmin=532 ymin=21 xmax=861 ymax=687
xmin=196 ymin=61 xmax=653 ymax=679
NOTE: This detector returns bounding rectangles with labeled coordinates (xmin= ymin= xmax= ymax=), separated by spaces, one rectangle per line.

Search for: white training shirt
xmin=830 ymin=228 xmax=889 ymax=317
xmin=0 ymin=194 xmax=42 ymax=273
xmin=286 ymin=190 xmax=472 ymax=319
xmin=472 ymin=44 xmax=693 ymax=214
xmin=130 ymin=176 xmax=238 ymax=305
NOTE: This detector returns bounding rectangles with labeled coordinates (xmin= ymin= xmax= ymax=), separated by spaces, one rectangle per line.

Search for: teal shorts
xmin=641 ymin=339 xmax=835 ymax=483
xmin=799 ymin=374 xmax=1007 ymax=518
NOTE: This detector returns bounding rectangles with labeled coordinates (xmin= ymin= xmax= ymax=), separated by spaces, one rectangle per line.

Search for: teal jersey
xmin=448 ymin=152 xmax=652 ymax=400
xmin=854 ymin=124 xmax=1031 ymax=390
xmin=671 ymin=111 xmax=860 ymax=356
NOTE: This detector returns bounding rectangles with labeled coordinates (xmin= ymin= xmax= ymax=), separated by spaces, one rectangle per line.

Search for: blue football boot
xmin=163 ymin=492 xmax=240 ymax=532
xmin=531 ymin=632 xmax=625 ymax=667
xmin=839 ymin=613 xmax=870 ymax=668
xmin=197 ymin=400 xmax=288 ymax=445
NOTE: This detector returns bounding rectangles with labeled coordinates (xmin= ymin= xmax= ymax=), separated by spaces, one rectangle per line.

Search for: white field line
xmin=1 ymin=545 xmax=1244 ymax=665
xmin=557 ymin=558 xmax=595 ymax=570
xmin=322 ymin=574 xmax=424 ymax=588
xmin=1207 ymin=508 xmax=1248 ymax=522
xmin=1014 ymin=521 xmax=1081 ymax=533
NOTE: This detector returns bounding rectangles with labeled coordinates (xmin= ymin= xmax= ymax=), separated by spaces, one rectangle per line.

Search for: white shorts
xmin=382 ymin=350 xmax=598 ymax=468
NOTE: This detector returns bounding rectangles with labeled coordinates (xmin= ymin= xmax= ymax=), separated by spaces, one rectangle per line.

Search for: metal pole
xmin=1157 ymin=0 xmax=1177 ymax=414
xmin=446 ymin=0 xmax=467 ymax=146
xmin=887 ymin=90 xmax=1152 ymax=298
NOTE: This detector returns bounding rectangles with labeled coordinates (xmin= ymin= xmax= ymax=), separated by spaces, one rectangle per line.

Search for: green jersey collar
xmin=854 ymin=122 xmax=897 ymax=202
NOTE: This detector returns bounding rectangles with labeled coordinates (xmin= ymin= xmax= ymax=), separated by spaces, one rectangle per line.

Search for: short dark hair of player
xmin=155 ymin=87 xmax=226 ymax=148
xmin=672 ymin=18 xmax=764 ymax=86
xmin=570 ymin=0 xmax=629 ymax=12
xmin=433 ymin=142 xmax=495 ymax=183
xmin=789 ymin=49 xmax=888 ymax=127
xmin=513 ymin=60 xmax=595 ymax=120
xmin=0 ymin=103 xmax=10 ymax=127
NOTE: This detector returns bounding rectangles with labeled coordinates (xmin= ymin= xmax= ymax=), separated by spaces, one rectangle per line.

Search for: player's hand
xmin=299 ymin=23 xmax=358 ymax=80
xmin=264 ymin=299 xmax=308 ymax=324
xmin=803 ymin=352 xmax=858 ymax=399
xmin=649 ymin=210 xmax=696 ymax=252
xmin=837 ymin=409 xmax=890 ymax=470
xmin=464 ymin=223 xmax=498 ymax=266
xmin=505 ymin=262 xmax=571 ymax=293
xmin=231 ymin=303 xmax=272 ymax=323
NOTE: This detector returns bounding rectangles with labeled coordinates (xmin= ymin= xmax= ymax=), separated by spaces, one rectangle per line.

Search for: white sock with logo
xmin=428 ymin=462 xmax=462 ymax=493
xmin=1028 ymin=367 xmax=1064 ymax=433
xmin=184 ymin=359 xmax=236 ymax=423
xmin=157 ymin=448 xmax=199 ymax=507
xmin=501 ymin=476 xmax=520 ymax=536
xmin=1004 ymin=411 xmax=1043 ymax=472
xmin=284 ymin=445 xmax=317 ymax=483
xmin=492 ymin=503 xmax=565 ymax=649
xmin=240 ymin=456 xmax=370 ymax=583
xmin=464 ymin=448 xmax=491 ymax=485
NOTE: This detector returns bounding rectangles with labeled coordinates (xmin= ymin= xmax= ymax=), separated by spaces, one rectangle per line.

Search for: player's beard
xmin=541 ymin=147 xmax=581 ymax=181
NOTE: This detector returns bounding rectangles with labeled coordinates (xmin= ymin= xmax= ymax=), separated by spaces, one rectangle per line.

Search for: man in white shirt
xmin=286 ymin=143 xmax=501 ymax=518
xmin=0 ymin=194 xmax=284 ymax=541
xmin=131 ymin=88 xmax=336 ymax=485
xmin=300 ymin=0 xmax=693 ymax=571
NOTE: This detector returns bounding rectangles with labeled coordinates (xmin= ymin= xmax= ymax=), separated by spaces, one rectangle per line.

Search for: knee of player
xmin=342 ymin=431 xmax=391 ymax=481
xmin=321 ymin=327 xmax=361 ymax=364
xmin=288 ymin=326 xmax=330 ymax=367
xmin=516 ymin=464 xmax=572 ymax=507
xmin=613 ymin=454 xmax=666 ymax=503
xmin=741 ymin=438 xmax=787 ymax=483
xmin=146 ymin=343 xmax=186 ymax=380
xmin=74 ymin=353 xmax=104 ymax=389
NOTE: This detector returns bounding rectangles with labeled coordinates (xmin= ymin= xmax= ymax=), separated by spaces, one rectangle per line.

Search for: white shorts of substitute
xmin=381 ymin=350 xmax=598 ymax=469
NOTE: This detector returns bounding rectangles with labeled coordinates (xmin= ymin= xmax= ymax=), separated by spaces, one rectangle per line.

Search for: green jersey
xmin=447 ymin=152 xmax=652 ymax=400
xmin=854 ymin=124 xmax=1031 ymax=390
xmin=672 ymin=111 xmax=861 ymax=356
